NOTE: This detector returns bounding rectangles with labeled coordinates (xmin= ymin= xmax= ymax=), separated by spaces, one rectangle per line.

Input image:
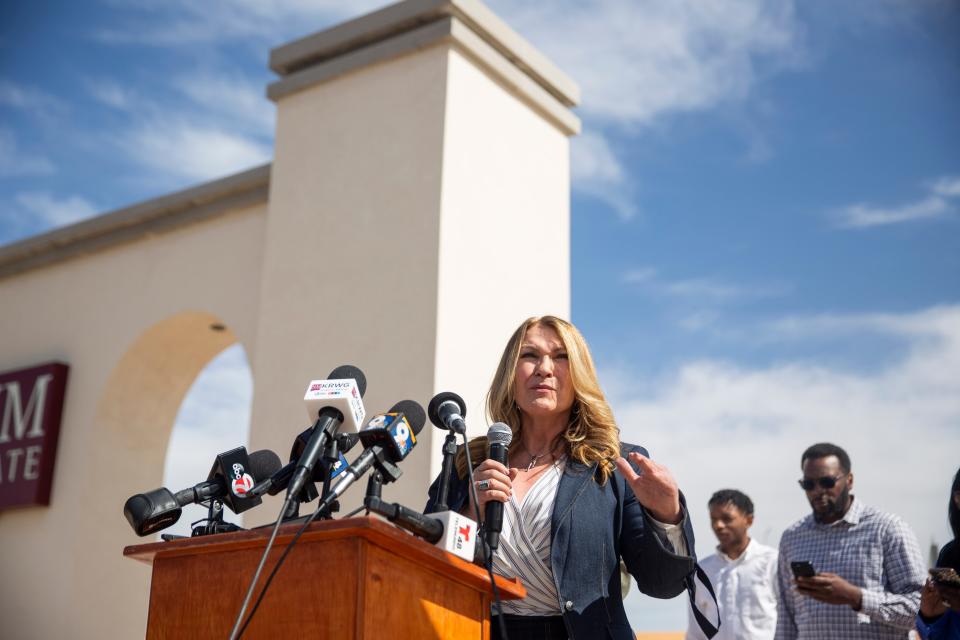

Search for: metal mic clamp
xmin=317 ymin=434 xmax=342 ymax=519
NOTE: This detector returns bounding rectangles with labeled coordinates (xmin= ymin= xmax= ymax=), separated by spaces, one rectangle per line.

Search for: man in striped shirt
xmin=775 ymin=442 xmax=926 ymax=639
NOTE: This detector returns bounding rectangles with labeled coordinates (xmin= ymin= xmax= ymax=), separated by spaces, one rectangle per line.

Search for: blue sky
xmin=2 ymin=0 xmax=959 ymax=631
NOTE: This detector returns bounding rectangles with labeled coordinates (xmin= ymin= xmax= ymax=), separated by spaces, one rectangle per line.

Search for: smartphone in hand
xmin=791 ymin=561 xmax=817 ymax=579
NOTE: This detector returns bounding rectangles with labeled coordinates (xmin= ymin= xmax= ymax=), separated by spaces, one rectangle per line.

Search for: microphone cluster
xmin=122 ymin=367 xmax=502 ymax=566
xmin=122 ymin=364 xmax=372 ymax=537
xmin=122 ymin=367 xmax=446 ymax=543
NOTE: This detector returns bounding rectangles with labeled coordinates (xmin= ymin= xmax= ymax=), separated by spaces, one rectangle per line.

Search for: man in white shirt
xmin=687 ymin=489 xmax=779 ymax=640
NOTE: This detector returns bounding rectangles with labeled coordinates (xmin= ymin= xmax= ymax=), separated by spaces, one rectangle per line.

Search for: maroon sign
xmin=0 ymin=362 xmax=69 ymax=510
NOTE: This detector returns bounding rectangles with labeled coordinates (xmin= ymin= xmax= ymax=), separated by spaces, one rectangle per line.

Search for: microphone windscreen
xmin=389 ymin=399 xmax=427 ymax=435
xmin=327 ymin=364 xmax=367 ymax=397
xmin=487 ymin=422 xmax=513 ymax=447
xmin=428 ymin=391 xmax=466 ymax=429
xmin=248 ymin=449 xmax=282 ymax=481
xmin=123 ymin=488 xmax=181 ymax=536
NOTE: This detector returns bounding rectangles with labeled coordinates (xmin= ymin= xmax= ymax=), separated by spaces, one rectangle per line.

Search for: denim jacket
xmin=425 ymin=443 xmax=698 ymax=639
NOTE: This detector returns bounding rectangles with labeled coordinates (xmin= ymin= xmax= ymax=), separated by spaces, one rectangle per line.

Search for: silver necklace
xmin=523 ymin=446 xmax=551 ymax=472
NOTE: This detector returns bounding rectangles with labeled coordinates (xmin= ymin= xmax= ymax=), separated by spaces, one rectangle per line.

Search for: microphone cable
xmin=230 ymin=490 xmax=333 ymax=639
xmin=343 ymin=503 xmax=367 ymax=518
xmin=462 ymin=436 xmax=510 ymax=640
xmin=227 ymin=416 xmax=333 ymax=638
xmin=227 ymin=491 xmax=297 ymax=640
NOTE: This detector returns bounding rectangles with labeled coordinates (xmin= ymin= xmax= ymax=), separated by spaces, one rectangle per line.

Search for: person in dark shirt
xmin=916 ymin=466 xmax=960 ymax=639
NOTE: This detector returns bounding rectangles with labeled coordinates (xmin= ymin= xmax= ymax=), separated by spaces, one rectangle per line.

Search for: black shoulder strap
xmin=685 ymin=563 xmax=720 ymax=638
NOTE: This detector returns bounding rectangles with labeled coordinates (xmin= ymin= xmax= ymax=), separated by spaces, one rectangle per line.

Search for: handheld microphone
xmin=123 ymin=448 xmax=282 ymax=537
xmin=315 ymin=400 xmax=426 ymax=514
xmin=428 ymin=391 xmax=467 ymax=434
xmin=363 ymin=496 xmax=478 ymax=562
xmin=286 ymin=365 xmax=366 ymax=500
xmin=484 ymin=422 xmax=512 ymax=552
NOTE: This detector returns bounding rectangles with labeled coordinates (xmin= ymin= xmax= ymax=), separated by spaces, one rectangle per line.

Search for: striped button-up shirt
xmin=775 ymin=497 xmax=926 ymax=639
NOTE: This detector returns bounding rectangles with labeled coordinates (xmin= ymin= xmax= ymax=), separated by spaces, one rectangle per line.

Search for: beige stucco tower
xmin=0 ymin=0 xmax=579 ymax=637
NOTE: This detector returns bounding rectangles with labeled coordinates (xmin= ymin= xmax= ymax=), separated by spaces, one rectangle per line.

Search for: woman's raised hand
xmin=615 ymin=451 xmax=682 ymax=524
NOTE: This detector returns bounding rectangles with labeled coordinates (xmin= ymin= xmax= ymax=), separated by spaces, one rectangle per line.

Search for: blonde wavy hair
xmin=456 ymin=315 xmax=621 ymax=484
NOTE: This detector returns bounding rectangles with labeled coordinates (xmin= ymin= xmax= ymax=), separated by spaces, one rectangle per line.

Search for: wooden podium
xmin=124 ymin=516 xmax=525 ymax=639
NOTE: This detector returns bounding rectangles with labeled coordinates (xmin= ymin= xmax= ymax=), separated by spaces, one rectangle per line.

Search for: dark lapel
xmin=550 ymin=459 xmax=599 ymax=583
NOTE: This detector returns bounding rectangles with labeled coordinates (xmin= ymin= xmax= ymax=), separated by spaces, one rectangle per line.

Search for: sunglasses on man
xmin=798 ymin=475 xmax=844 ymax=491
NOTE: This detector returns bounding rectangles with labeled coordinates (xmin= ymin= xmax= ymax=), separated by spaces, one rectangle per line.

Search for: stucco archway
xmin=80 ymin=311 xmax=248 ymax=632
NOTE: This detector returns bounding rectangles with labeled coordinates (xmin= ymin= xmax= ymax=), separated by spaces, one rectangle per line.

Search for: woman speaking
xmin=426 ymin=316 xmax=701 ymax=640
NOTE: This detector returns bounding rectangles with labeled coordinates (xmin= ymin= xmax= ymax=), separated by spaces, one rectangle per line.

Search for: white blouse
xmin=493 ymin=456 xmax=567 ymax=615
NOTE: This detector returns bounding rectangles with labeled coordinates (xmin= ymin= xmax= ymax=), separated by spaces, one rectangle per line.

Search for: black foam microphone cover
xmin=389 ymin=399 xmax=427 ymax=437
xmin=248 ymin=449 xmax=283 ymax=480
xmin=428 ymin=391 xmax=467 ymax=433
xmin=124 ymin=489 xmax=182 ymax=537
xmin=326 ymin=364 xmax=367 ymax=398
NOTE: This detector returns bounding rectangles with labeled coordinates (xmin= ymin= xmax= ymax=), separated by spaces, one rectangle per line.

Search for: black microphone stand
xmin=365 ymin=469 xmax=384 ymax=503
xmin=192 ymin=499 xmax=242 ymax=536
xmin=317 ymin=435 xmax=342 ymax=519
xmin=434 ymin=430 xmax=458 ymax=512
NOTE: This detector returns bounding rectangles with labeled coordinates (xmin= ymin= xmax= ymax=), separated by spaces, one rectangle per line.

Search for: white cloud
xmin=836 ymin=196 xmax=951 ymax=229
xmin=571 ymin=130 xmax=636 ymax=219
xmin=496 ymin=0 xmax=802 ymax=126
xmin=765 ymin=306 xmax=960 ymax=344
xmin=86 ymin=78 xmax=139 ymax=110
xmin=607 ymin=303 xmax=960 ymax=570
xmin=491 ymin=0 xmax=803 ymax=219
xmin=622 ymin=266 xmax=787 ymax=301
xmin=14 ymin=192 xmax=98 ymax=227
xmin=572 ymin=130 xmax=625 ymax=184
xmin=120 ymin=120 xmax=272 ymax=182
xmin=678 ymin=310 xmax=720 ymax=332
xmin=834 ymin=176 xmax=960 ymax=229
xmin=0 ymin=129 xmax=56 ymax=177
xmin=93 ymin=0 xmax=379 ymax=47
xmin=0 ymin=80 xmax=66 ymax=113
xmin=173 ymin=73 xmax=275 ymax=136
xmin=932 ymin=176 xmax=960 ymax=198
xmin=622 ymin=267 xmax=658 ymax=284
xmin=82 ymin=71 xmax=274 ymax=185
xmin=662 ymin=277 xmax=784 ymax=300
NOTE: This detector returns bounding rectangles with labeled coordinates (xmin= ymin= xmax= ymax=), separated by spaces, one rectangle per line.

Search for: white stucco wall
xmin=433 ymin=45 xmax=571 ymax=437
xmin=247 ymin=45 xmax=451 ymax=521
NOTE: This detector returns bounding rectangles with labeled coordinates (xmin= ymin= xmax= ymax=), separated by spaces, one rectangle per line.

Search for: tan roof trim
xmin=268 ymin=0 xmax=580 ymax=129
xmin=0 ymin=164 xmax=271 ymax=280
